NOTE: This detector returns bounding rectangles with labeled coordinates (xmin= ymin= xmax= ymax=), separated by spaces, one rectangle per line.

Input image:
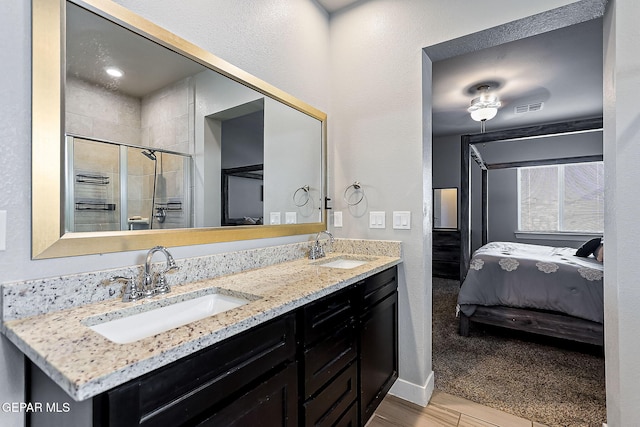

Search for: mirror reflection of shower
xmin=66 ymin=136 xmax=192 ymax=232
xmin=140 ymin=149 xmax=165 ymax=229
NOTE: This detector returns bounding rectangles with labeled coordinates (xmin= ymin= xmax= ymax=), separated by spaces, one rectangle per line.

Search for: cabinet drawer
xmin=362 ymin=266 xmax=397 ymax=310
xmin=303 ymin=287 xmax=355 ymax=346
xmin=194 ymin=362 xmax=298 ymax=427
xmin=432 ymin=244 xmax=460 ymax=262
xmin=433 ymin=230 xmax=461 ymax=246
xmin=99 ymin=314 xmax=296 ymax=427
xmin=140 ymin=314 xmax=296 ymax=425
xmin=303 ymin=362 xmax=358 ymax=427
xmin=433 ymin=261 xmax=460 ymax=279
xmin=303 ymin=323 xmax=357 ymax=399
xmin=333 ymin=401 xmax=358 ymax=427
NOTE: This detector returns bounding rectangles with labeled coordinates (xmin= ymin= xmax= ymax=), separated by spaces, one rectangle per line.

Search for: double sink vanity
xmin=2 ymin=239 xmax=401 ymax=426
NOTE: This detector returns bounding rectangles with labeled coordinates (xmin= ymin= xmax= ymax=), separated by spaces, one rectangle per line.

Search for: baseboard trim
xmin=388 ymin=370 xmax=435 ymax=407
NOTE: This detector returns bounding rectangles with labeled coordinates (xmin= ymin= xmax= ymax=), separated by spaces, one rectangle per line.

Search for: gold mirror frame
xmin=32 ymin=0 xmax=327 ymax=259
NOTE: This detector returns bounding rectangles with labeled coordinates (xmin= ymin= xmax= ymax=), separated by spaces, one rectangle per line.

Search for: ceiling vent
xmin=515 ymin=102 xmax=544 ymax=114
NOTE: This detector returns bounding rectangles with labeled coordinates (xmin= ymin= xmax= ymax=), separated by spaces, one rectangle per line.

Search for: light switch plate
xmin=369 ymin=211 xmax=386 ymax=229
xmin=270 ymin=212 xmax=281 ymax=225
xmin=333 ymin=211 xmax=343 ymax=227
xmin=285 ymin=212 xmax=297 ymax=224
xmin=393 ymin=211 xmax=411 ymax=229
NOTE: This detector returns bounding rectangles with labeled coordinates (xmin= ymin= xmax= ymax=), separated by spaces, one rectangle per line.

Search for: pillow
xmin=576 ymin=237 xmax=603 ymax=257
xmin=595 ymin=244 xmax=604 ymax=262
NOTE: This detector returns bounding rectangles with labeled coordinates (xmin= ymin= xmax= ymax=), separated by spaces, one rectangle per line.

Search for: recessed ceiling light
xmin=105 ymin=67 xmax=124 ymax=78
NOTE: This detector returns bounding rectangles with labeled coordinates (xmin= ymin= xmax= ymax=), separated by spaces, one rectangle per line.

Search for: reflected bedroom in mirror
xmin=433 ymin=188 xmax=458 ymax=229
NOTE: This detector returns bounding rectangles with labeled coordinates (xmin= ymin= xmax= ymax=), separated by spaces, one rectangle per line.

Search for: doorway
xmin=425 ymin=1 xmax=607 ymax=424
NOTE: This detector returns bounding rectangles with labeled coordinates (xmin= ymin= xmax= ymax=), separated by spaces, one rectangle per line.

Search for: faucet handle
xmin=110 ymin=276 xmax=143 ymax=302
xmin=154 ymin=272 xmax=171 ymax=295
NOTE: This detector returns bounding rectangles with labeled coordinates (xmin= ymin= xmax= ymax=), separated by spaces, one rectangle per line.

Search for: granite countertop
xmin=3 ymin=253 xmax=401 ymax=401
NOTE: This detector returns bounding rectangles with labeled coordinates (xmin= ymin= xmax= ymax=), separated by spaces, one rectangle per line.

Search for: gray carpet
xmin=432 ymin=277 xmax=606 ymax=427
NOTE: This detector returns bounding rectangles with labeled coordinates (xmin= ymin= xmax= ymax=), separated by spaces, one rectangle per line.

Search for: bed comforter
xmin=457 ymin=242 xmax=604 ymax=323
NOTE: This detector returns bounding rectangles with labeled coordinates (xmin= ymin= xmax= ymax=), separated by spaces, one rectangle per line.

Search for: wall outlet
xmin=369 ymin=211 xmax=385 ymax=229
xmin=285 ymin=212 xmax=297 ymax=224
xmin=270 ymin=212 xmax=281 ymax=225
xmin=334 ymin=211 xmax=343 ymax=227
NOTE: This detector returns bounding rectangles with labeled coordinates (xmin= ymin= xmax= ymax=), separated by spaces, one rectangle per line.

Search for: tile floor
xmin=368 ymin=391 xmax=548 ymax=427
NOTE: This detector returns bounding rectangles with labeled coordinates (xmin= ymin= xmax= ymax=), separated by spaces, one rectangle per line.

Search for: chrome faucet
xmin=309 ymin=231 xmax=334 ymax=260
xmin=108 ymin=246 xmax=179 ymax=302
xmin=143 ymin=246 xmax=179 ymax=296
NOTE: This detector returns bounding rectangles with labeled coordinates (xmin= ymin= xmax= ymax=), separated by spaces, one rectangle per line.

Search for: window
xmin=518 ymin=162 xmax=604 ymax=233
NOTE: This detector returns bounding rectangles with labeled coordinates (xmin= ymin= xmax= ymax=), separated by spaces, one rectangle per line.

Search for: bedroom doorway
xmin=425 ymin=1 xmax=606 ymax=425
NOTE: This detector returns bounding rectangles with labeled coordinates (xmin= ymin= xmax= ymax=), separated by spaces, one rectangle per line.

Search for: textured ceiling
xmin=431 ymin=18 xmax=603 ymax=137
xmin=66 ymin=3 xmax=207 ymax=98
xmin=68 ymin=1 xmax=603 ymax=137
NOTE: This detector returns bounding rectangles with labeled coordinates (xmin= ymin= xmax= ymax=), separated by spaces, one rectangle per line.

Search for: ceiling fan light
xmin=467 ymin=85 xmax=501 ymax=122
xmin=470 ymin=107 xmax=498 ymax=122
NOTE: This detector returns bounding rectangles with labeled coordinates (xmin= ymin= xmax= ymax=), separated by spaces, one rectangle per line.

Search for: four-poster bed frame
xmin=458 ymin=117 xmax=605 ymax=346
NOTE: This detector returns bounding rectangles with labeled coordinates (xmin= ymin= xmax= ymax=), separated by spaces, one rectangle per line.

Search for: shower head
xmin=141 ymin=149 xmax=157 ymax=161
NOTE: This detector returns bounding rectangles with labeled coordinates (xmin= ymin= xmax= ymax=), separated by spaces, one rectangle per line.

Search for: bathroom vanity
xmin=93 ymin=266 xmax=397 ymax=426
xmin=3 ymin=246 xmax=400 ymax=427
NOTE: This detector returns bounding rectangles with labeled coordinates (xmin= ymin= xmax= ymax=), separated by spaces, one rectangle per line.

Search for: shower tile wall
xmin=65 ymin=75 xmax=193 ymax=230
xmin=127 ymin=147 xmax=150 ymax=225
xmin=66 ymin=76 xmax=142 ymax=146
xmin=141 ymin=77 xmax=193 ymax=229
xmin=141 ymin=77 xmax=192 ymax=154
xmin=73 ymin=139 xmax=120 ymax=232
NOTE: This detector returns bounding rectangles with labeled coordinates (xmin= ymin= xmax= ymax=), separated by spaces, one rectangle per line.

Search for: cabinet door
xmin=195 ymin=362 xmax=298 ymax=427
xmin=359 ymin=291 xmax=398 ymax=425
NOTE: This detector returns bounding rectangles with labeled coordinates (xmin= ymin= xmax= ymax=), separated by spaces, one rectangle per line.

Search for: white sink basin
xmin=313 ymin=256 xmax=372 ymax=269
xmin=85 ymin=290 xmax=257 ymax=344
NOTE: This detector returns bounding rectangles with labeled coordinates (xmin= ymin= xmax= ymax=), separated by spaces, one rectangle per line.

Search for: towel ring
xmin=293 ymin=185 xmax=311 ymax=207
xmin=343 ymin=181 xmax=364 ymax=206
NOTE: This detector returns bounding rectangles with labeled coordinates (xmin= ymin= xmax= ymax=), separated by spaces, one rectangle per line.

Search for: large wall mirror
xmin=32 ymin=0 xmax=327 ymax=259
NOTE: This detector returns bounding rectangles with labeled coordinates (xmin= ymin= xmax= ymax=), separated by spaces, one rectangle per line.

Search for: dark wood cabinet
xmin=93 ymin=313 xmax=297 ymax=427
xmin=92 ymin=266 xmax=398 ymax=427
xmin=359 ymin=267 xmax=399 ymax=425
xmin=432 ymin=229 xmax=461 ymax=280
xmin=300 ymin=286 xmax=358 ymax=427
xmin=194 ymin=362 xmax=298 ymax=427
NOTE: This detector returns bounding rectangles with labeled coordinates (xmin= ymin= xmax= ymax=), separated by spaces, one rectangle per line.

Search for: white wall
xmin=263 ymin=98 xmax=323 ymax=224
xmin=603 ymin=0 xmax=640 ymax=424
xmin=328 ymin=0 xmax=581 ymax=405
xmin=194 ymin=70 xmax=265 ymax=227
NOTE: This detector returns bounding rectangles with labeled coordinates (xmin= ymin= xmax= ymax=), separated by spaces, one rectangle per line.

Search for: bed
xmin=457 ymin=241 xmax=604 ymax=346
